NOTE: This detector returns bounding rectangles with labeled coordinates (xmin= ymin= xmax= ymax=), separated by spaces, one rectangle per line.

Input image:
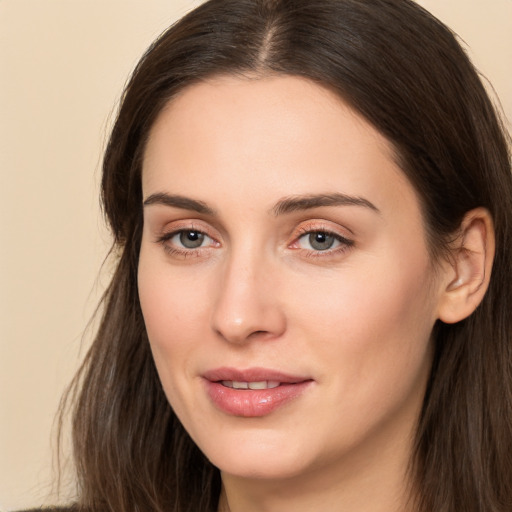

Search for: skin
xmin=138 ymin=75 xmax=456 ymax=512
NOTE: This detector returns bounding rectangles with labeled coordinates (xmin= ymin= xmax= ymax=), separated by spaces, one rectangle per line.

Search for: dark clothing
xmin=18 ymin=508 xmax=77 ymax=512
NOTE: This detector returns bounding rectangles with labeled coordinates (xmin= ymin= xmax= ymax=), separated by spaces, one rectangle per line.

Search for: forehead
xmin=145 ymin=74 xmax=394 ymax=156
xmin=142 ymin=74 xmax=414 ymax=217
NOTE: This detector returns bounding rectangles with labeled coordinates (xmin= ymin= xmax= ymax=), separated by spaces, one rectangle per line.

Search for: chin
xmin=194 ymin=426 xmax=318 ymax=481
xmin=213 ymin=452 xmax=311 ymax=481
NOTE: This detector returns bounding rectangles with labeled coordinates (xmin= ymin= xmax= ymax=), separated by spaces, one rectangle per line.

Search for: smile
xmin=202 ymin=367 xmax=313 ymax=417
xmin=221 ymin=380 xmax=281 ymax=389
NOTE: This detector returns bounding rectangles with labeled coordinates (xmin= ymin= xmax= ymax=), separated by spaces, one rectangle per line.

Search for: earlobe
xmin=437 ymin=208 xmax=495 ymax=324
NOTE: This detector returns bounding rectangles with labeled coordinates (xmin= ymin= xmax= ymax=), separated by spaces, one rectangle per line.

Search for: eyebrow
xmin=271 ymin=193 xmax=380 ymax=216
xmin=142 ymin=191 xmax=379 ymax=217
xmin=143 ymin=193 xmax=216 ymax=215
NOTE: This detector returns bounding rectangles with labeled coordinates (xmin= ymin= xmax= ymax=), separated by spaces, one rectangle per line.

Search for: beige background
xmin=1 ymin=1 xmax=510 ymax=510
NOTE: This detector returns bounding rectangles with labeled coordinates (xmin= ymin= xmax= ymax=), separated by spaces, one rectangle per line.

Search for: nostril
xmin=210 ymin=274 xmax=287 ymax=343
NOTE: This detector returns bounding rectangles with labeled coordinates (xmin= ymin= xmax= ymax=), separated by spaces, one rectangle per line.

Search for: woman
xmin=29 ymin=0 xmax=512 ymax=511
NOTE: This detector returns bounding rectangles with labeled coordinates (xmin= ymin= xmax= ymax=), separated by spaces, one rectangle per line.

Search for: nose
xmin=210 ymin=251 xmax=287 ymax=344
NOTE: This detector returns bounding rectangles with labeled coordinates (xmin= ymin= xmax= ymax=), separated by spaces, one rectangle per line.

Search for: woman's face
xmin=138 ymin=75 xmax=446 ymax=482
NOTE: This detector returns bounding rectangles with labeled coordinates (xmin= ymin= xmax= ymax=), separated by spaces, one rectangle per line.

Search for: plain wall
xmin=0 ymin=1 xmax=510 ymax=510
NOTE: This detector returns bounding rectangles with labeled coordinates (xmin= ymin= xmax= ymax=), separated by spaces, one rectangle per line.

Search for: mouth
xmin=202 ymin=366 xmax=310 ymax=384
xmin=202 ymin=367 xmax=313 ymax=417
xmin=219 ymin=380 xmax=281 ymax=389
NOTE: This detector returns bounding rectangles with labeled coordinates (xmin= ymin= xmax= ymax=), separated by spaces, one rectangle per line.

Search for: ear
xmin=437 ymin=208 xmax=495 ymax=324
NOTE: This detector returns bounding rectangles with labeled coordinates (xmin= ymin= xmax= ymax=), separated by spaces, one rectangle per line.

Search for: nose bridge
xmin=210 ymin=242 xmax=285 ymax=343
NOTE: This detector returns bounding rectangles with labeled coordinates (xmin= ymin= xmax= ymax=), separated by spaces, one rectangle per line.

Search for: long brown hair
xmin=61 ymin=1 xmax=512 ymax=511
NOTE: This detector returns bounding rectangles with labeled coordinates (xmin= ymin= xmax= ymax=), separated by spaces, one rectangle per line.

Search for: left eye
xmin=297 ymin=231 xmax=343 ymax=251
xmin=171 ymin=230 xmax=212 ymax=249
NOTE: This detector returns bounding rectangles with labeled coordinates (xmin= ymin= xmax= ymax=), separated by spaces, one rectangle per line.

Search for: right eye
xmin=158 ymin=229 xmax=216 ymax=251
xmin=172 ymin=230 xmax=210 ymax=249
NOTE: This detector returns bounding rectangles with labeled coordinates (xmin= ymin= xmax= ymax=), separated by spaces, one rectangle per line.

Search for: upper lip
xmin=202 ymin=367 xmax=311 ymax=383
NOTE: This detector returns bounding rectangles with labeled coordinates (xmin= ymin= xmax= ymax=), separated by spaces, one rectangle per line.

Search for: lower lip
xmin=204 ymin=380 xmax=312 ymax=417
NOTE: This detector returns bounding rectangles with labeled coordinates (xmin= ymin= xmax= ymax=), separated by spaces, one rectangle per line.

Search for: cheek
xmin=137 ymin=254 xmax=217 ymax=430
xmin=289 ymin=247 xmax=437 ymax=406
xmin=137 ymin=249 xmax=213 ymax=388
xmin=138 ymin=245 xmax=210 ymax=336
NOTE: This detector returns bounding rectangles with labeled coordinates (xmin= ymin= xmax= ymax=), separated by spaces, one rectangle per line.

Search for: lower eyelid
xmin=165 ymin=245 xmax=206 ymax=256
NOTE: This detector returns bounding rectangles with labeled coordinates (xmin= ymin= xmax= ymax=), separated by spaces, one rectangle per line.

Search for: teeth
xmin=248 ymin=381 xmax=267 ymax=390
xmin=221 ymin=380 xmax=281 ymax=389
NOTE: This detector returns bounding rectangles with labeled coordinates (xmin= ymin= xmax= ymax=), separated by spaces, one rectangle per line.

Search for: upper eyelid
xmin=156 ymin=227 xmax=216 ymax=243
xmin=296 ymin=230 xmax=352 ymax=242
xmin=156 ymin=220 xmax=219 ymax=238
xmin=293 ymin=231 xmax=354 ymax=249
xmin=292 ymin=219 xmax=354 ymax=239
xmin=295 ymin=225 xmax=349 ymax=236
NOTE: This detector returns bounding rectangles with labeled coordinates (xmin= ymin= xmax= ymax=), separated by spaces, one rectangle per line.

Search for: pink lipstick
xmin=202 ymin=367 xmax=313 ymax=417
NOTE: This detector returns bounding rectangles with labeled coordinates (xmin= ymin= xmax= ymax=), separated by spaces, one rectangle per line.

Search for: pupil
xmin=180 ymin=231 xmax=204 ymax=248
xmin=309 ymin=232 xmax=334 ymax=250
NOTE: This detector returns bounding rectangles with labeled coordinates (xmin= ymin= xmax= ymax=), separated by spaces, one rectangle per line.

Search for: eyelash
xmin=154 ymin=224 xmax=354 ymax=259
xmin=291 ymin=226 xmax=354 ymax=258
xmin=155 ymin=227 xmax=218 ymax=258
